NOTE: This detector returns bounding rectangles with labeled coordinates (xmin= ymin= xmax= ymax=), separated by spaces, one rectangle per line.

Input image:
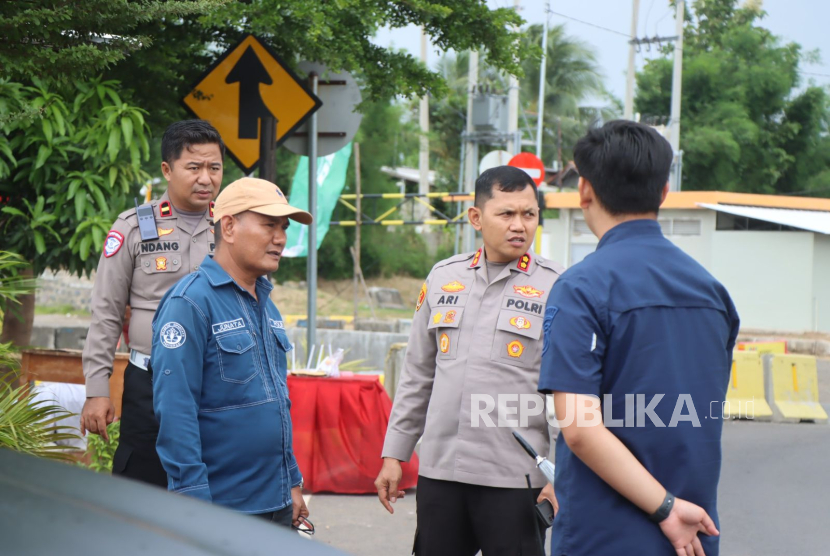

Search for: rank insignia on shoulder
xmin=209 ymin=201 xmax=215 ymax=218
xmin=441 ymin=281 xmax=465 ymax=293
xmin=416 ymin=282 xmax=427 ymax=312
xmin=509 ymin=316 xmax=531 ymax=330
xmin=155 ymin=256 xmax=168 ymax=271
xmin=513 ymin=285 xmax=544 ymax=298
xmin=157 ymin=227 xmax=174 ymax=237
xmin=160 ymin=201 xmax=172 ymax=217
xmin=470 ymin=248 xmax=482 ymax=268
xmin=507 ymin=340 xmax=524 ymax=358
xmin=516 ymin=253 xmax=531 ymax=272
xmin=103 ymin=230 xmax=124 ymax=258
xmin=444 ymin=310 xmax=457 ymax=324
xmin=433 ymin=312 xmax=443 ymax=324
xmin=440 ymin=333 xmax=450 ymax=353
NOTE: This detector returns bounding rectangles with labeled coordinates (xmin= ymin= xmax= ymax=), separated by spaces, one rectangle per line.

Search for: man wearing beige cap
xmin=151 ymin=177 xmax=313 ymax=527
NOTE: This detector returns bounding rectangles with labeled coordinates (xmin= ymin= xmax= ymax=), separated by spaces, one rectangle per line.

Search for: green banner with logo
xmin=283 ymin=142 xmax=352 ymax=258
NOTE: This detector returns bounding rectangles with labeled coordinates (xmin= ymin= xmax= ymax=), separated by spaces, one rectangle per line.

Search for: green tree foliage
xmin=634 ymin=0 xmax=830 ymax=194
xmin=0 ymin=0 xmax=225 ymax=87
xmin=104 ymin=1 xmax=530 ymax=128
xmin=0 ymin=78 xmax=151 ymax=276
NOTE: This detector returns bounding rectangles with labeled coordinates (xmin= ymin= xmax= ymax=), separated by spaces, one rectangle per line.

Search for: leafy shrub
xmin=83 ymin=420 xmax=120 ymax=473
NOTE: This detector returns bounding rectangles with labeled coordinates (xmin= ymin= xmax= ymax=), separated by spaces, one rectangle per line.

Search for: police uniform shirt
xmin=82 ymin=192 xmax=216 ymax=397
xmin=538 ymin=219 xmax=740 ymax=556
xmin=382 ymin=248 xmax=564 ymax=489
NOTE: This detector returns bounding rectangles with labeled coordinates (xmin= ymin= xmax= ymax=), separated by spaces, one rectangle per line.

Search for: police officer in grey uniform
xmin=376 ymin=166 xmax=564 ymax=556
xmin=80 ymin=120 xmax=224 ymax=486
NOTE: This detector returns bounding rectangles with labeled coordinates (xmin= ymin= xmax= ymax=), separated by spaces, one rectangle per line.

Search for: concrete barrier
xmin=763 ymin=354 xmax=828 ymax=423
xmin=725 ymin=351 xmax=773 ymax=420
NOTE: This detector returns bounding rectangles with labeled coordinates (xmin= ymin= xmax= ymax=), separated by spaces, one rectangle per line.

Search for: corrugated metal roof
xmin=698 ymin=203 xmax=830 ymax=234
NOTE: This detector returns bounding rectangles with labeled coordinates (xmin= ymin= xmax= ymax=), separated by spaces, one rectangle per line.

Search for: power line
xmin=800 ymin=70 xmax=830 ymax=78
xmin=547 ymin=10 xmax=631 ymax=39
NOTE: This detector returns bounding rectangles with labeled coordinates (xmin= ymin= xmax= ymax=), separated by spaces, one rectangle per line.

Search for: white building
xmin=540 ymin=191 xmax=830 ymax=333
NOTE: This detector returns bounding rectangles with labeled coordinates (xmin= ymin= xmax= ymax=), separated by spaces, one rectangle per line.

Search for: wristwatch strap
xmin=648 ymin=491 xmax=675 ymax=523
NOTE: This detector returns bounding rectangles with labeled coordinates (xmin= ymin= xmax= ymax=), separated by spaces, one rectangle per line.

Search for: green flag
xmin=283 ymin=142 xmax=352 ymax=258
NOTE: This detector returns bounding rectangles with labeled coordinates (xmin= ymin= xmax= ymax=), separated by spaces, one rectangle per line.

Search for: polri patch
xmin=440 ymin=333 xmax=450 ymax=353
xmin=103 ymin=230 xmax=124 ymax=258
xmin=160 ymin=201 xmax=172 ymax=217
xmin=212 ymin=318 xmax=245 ymax=335
xmin=160 ymin=322 xmax=186 ymax=349
xmin=507 ymin=340 xmax=524 ymax=358
xmin=416 ymin=282 xmax=427 ymax=312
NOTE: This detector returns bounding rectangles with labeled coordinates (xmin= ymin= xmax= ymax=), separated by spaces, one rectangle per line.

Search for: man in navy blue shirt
xmin=539 ymin=121 xmax=739 ymax=556
xmin=152 ymin=177 xmax=312 ymax=527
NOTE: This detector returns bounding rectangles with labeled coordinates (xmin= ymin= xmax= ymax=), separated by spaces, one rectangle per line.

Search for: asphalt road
xmin=305 ymin=360 xmax=830 ymax=556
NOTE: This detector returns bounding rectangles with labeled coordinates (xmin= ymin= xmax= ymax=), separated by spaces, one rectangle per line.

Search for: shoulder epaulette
xmin=432 ymin=250 xmax=478 ymax=271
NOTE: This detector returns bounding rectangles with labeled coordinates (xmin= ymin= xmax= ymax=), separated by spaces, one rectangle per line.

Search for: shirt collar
xmin=200 ymin=255 xmax=274 ymax=294
xmin=596 ymin=219 xmax=663 ymax=250
xmin=158 ymin=191 xmax=214 ymax=221
xmin=467 ymin=246 xmax=533 ymax=275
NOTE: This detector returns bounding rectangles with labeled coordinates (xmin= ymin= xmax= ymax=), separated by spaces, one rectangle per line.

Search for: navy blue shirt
xmin=152 ymin=255 xmax=301 ymax=514
xmin=539 ymin=219 xmax=739 ymax=556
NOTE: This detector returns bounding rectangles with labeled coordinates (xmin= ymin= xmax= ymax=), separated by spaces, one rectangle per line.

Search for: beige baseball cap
xmin=213 ymin=177 xmax=313 ymax=224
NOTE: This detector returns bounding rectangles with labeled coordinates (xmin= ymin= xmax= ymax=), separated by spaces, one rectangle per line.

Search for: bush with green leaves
xmin=0 ymin=77 xmax=151 ymax=277
xmin=0 ymin=250 xmax=79 ymax=460
xmin=83 ymin=421 xmax=120 ymax=473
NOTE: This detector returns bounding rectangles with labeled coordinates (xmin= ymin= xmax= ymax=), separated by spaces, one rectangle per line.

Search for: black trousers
xmin=253 ymin=506 xmax=294 ymax=528
xmin=111 ymin=362 xmax=167 ymax=488
xmin=414 ymin=476 xmax=545 ymax=556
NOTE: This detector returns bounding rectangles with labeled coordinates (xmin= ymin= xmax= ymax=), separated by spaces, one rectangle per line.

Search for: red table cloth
xmin=287 ymin=375 xmax=419 ymax=494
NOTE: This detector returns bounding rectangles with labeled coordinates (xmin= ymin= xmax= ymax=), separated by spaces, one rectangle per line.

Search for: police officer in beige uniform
xmin=80 ymin=120 xmax=224 ymax=486
xmin=376 ymin=166 xmax=564 ymax=555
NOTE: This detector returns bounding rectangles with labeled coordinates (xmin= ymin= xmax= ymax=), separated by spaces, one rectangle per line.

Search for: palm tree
xmin=521 ymin=24 xmax=620 ymax=170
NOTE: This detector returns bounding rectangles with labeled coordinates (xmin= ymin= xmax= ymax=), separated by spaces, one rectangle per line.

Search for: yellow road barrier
xmin=725 ymin=351 xmax=773 ymax=420
xmin=764 ymin=354 xmax=828 ymax=423
xmin=737 ymin=340 xmax=788 ymax=354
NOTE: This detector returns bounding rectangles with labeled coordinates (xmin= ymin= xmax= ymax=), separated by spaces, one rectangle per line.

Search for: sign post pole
xmin=307 ymin=73 xmax=319 ymax=354
xmin=259 ymin=116 xmax=277 ymax=182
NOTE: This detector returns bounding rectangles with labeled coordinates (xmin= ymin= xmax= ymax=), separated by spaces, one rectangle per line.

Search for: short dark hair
xmin=474 ymin=166 xmax=538 ymax=208
xmin=573 ymin=120 xmax=673 ymax=215
xmin=161 ymin=120 xmax=225 ymax=166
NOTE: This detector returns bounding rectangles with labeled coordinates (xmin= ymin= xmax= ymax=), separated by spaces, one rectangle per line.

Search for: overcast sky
xmin=372 ymin=0 xmax=829 ymax=104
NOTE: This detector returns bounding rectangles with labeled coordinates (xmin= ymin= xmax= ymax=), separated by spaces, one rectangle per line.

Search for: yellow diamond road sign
xmin=182 ymin=34 xmax=322 ymax=173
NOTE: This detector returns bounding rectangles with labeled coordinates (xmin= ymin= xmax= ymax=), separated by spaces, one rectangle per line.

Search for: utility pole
xmin=623 ymin=0 xmax=641 ymax=120
xmin=463 ymin=50 xmax=479 ymax=253
xmin=418 ymin=28 xmax=430 ymax=220
xmin=668 ymin=0 xmax=685 ymax=191
xmin=506 ymin=0 xmax=521 ymax=155
xmin=535 ymin=1 xmax=550 ymax=158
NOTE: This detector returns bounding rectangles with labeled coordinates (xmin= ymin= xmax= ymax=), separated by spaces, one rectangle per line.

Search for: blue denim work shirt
xmin=151 ymin=255 xmax=301 ymax=514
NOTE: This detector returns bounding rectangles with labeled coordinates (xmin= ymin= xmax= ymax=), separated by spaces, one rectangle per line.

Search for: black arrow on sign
xmin=225 ymin=45 xmax=277 ymax=139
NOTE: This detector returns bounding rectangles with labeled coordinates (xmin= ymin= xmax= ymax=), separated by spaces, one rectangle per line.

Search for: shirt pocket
xmin=427 ymin=307 xmax=464 ymax=360
xmin=271 ymin=327 xmax=293 ymax=353
xmin=490 ymin=310 xmax=543 ymax=367
xmin=215 ymin=330 xmax=259 ymax=384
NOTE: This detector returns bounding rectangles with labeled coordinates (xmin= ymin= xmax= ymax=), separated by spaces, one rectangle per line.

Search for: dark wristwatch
xmin=648 ymin=491 xmax=675 ymax=523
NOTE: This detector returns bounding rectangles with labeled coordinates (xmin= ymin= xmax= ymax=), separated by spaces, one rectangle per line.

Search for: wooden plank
xmin=20 ymin=349 xmax=128 ymax=417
